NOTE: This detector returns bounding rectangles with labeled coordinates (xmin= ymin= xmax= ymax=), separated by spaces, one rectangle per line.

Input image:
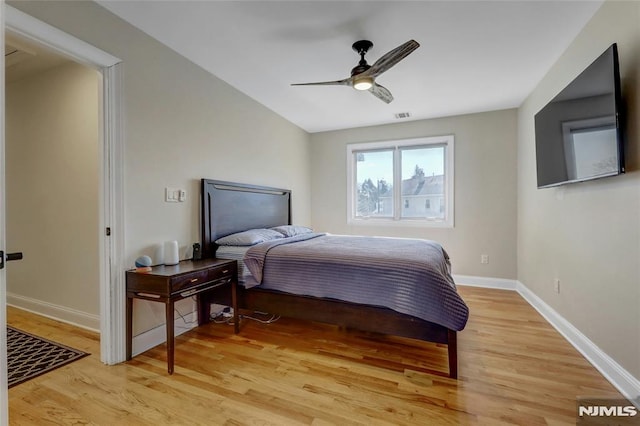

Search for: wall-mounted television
xmin=534 ymin=43 xmax=625 ymax=189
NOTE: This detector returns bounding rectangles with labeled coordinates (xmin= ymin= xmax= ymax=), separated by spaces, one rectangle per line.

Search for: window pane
xmin=347 ymin=135 xmax=453 ymax=227
xmin=355 ymin=150 xmax=393 ymax=217
xmin=400 ymin=146 xmax=445 ymax=219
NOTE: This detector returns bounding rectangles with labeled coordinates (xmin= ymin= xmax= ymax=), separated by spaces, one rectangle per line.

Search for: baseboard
xmin=131 ymin=310 xmax=198 ymax=357
xmin=7 ymin=292 xmax=100 ymax=332
xmin=454 ymin=274 xmax=517 ymax=290
xmin=515 ymin=281 xmax=640 ymax=407
xmin=455 ymin=275 xmax=639 ymax=406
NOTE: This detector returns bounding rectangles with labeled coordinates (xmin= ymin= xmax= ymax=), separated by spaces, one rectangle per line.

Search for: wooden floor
xmin=7 ymin=286 xmax=623 ymax=425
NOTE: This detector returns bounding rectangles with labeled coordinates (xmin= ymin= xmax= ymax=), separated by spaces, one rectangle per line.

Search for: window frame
xmin=346 ymin=135 xmax=454 ymax=228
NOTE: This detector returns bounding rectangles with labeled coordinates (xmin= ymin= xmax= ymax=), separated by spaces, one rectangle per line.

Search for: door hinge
xmin=106 ymin=227 xmax=111 ymax=236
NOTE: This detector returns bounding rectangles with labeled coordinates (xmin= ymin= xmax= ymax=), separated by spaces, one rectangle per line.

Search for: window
xmin=347 ymin=136 xmax=454 ymax=227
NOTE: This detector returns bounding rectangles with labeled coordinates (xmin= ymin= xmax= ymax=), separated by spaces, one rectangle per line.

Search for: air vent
xmin=394 ymin=112 xmax=411 ymax=119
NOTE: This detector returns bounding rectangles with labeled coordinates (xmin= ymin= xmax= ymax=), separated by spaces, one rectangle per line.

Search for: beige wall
xmin=310 ymin=109 xmax=518 ymax=279
xmin=9 ymin=1 xmax=312 ymax=335
xmin=517 ymin=0 xmax=640 ymax=378
xmin=6 ymin=61 xmax=100 ymax=316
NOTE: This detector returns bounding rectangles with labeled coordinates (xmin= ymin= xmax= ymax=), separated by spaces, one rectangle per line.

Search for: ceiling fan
xmin=292 ymin=39 xmax=420 ymax=104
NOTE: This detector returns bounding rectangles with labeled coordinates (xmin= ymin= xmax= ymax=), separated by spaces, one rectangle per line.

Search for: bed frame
xmin=201 ymin=179 xmax=458 ymax=378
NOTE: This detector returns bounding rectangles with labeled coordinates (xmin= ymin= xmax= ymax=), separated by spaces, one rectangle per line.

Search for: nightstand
xmin=125 ymin=258 xmax=238 ymax=374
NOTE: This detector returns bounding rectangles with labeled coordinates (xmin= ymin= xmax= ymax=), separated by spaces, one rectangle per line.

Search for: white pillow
xmin=215 ymin=228 xmax=283 ymax=246
xmin=270 ymin=225 xmax=313 ymax=237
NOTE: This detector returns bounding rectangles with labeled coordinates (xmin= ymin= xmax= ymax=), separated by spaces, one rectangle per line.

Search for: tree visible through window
xmin=347 ymin=136 xmax=454 ymax=227
xmin=355 ymin=150 xmax=393 ymax=217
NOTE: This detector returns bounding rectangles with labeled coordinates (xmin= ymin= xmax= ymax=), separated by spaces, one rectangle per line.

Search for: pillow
xmin=215 ymin=228 xmax=283 ymax=246
xmin=270 ymin=225 xmax=313 ymax=238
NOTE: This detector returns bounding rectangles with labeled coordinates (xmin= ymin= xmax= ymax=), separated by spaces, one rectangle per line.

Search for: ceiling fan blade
xmin=369 ymin=83 xmax=394 ymax=104
xmin=291 ymin=78 xmax=352 ymax=87
xmin=363 ymin=39 xmax=420 ymax=79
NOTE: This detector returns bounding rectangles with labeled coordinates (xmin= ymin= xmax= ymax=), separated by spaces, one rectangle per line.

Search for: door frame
xmin=1 ymin=3 xmax=7 ymax=423
xmin=1 ymin=5 xmax=125 ymax=417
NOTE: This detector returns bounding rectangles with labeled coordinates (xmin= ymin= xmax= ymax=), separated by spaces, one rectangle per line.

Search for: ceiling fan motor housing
xmin=351 ymin=64 xmax=371 ymax=76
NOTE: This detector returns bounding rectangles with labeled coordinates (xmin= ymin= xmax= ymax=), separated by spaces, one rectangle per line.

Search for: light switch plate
xmin=165 ymin=187 xmax=179 ymax=202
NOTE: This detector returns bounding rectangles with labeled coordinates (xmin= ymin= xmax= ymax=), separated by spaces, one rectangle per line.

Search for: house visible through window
xmin=346 ymin=135 xmax=454 ymax=227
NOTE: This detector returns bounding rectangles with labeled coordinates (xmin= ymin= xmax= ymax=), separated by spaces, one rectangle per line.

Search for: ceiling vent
xmin=394 ymin=112 xmax=411 ymax=119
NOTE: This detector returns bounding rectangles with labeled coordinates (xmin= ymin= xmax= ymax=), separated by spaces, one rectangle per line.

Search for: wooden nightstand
xmin=125 ymin=258 xmax=238 ymax=374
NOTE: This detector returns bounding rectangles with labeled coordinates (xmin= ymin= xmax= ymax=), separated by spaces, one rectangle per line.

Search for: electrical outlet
xmin=554 ymin=278 xmax=561 ymax=294
xmin=480 ymin=254 xmax=489 ymax=264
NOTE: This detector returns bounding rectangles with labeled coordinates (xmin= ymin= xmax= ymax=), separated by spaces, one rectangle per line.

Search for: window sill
xmin=348 ymin=217 xmax=454 ymax=229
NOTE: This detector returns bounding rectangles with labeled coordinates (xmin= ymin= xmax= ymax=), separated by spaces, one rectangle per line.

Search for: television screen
xmin=534 ymin=43 xmax=624 ymax=188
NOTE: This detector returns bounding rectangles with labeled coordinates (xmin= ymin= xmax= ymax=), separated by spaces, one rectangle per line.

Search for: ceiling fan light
xmin=353 ymin=76 xmax=373 ymax=91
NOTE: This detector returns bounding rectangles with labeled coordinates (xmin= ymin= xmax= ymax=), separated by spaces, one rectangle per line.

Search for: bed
xmin=200 ymin=179 xmax=469 ymax=378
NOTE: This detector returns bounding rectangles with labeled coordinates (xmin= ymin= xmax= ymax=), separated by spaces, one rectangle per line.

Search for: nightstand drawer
xmin=175 ymin=276 xmax=232 ymax=298
xmin=169 ymin=263 xmax=235 ymax=294
xmin=205 ymin=264 xmax=235 ymax=282
xmin=171 ymin=270 xmax=210 ymax=293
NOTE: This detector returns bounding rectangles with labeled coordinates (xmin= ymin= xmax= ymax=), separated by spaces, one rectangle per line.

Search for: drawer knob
xmin=222 ymin=269 xmax=229 ymax=274
xmin=190 ymin=278 xmax=199 ymax=283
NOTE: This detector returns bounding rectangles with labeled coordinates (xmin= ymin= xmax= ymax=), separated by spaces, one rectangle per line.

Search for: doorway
xmin=5 ymin=33 xmax=101 ymax=330
xmin=1 ymin=5 xmax=124 ymax=422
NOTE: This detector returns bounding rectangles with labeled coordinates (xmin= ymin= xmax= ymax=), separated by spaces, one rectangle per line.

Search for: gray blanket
xmin=244 ymin=234 xmax=469 ymax=331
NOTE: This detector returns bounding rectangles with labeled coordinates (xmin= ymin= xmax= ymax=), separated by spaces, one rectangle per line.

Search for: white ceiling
xmin=97 ymin=0 xmax=603 ymax=133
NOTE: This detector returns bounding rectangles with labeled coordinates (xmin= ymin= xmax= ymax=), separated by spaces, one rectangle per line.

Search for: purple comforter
xmin=244 ymin=234 xmax=469 ymax=331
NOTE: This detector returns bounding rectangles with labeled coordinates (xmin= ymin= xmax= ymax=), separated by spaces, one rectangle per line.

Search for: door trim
xmin=4 ymin=6 xmax=125 ymax=367
xmin=100 ymin=63 xmax=125 ymax=365
xmin=1 ymin=3 xmax=8 ymax=423
xmin=6 ymin=5 xmax=119 ymax=66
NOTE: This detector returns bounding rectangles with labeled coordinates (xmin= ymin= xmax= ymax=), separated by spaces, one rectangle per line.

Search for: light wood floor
xmin=8 ymin=286 xmax=623 ymax=425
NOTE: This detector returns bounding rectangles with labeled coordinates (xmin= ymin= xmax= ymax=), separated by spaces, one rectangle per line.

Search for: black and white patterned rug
xmin=7 ymin=326 xmax=89 ymax=388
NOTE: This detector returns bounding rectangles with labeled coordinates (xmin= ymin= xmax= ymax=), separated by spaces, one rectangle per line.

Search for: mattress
xmin=215 ymin=245 xmax=251 ymax=283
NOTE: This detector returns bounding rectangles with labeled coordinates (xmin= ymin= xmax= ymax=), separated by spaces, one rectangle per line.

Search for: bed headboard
xmin=201 ymin=179 xmax=291 ymax=258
